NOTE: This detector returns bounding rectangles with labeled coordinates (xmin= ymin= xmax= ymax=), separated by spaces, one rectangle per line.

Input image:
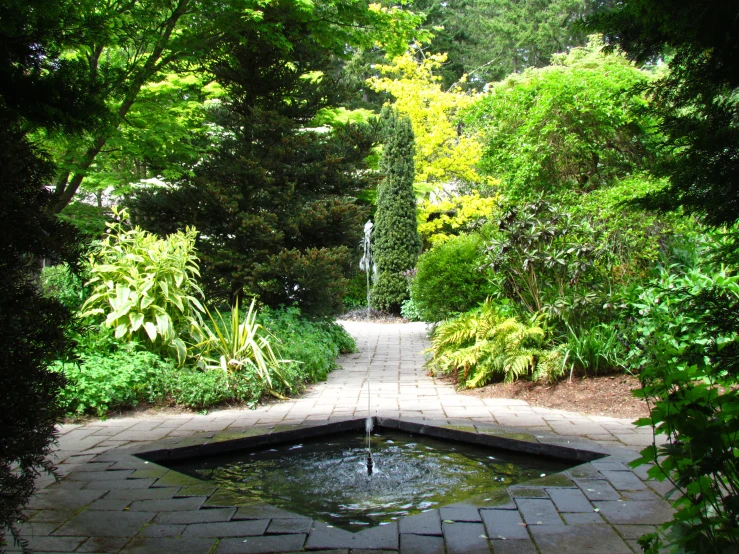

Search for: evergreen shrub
xmin=411 ymin=233 xmax=494 ymax=322
xmin=372 ymin=108 xmax=421 ymax=312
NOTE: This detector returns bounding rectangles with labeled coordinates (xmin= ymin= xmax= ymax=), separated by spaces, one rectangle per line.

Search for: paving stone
xmin=120 ymin=537 xmax=217 ymax=553
xmin=442 ymin=522 xmax=491 ymax=554
xmin=65 ymin=470 xmax=134 ymax=481
xmin=574 ymin=479 xmax=621 ymax=501
xmin=235 ymin=505 xmax=303 ymax=519
xmin=489 ymin=540 xmax=538 ymax=554
xmin=283 ymin=551 xmax=347 ymax=554
xmin=176 ymin=484 xmax=219 ymax=497
xmin=561 ymin=512 xmax=605 ymax=525
xmin=600 ymin=470 xmax=648 ymax=491
xmin=508 ymin=487 xmax=549 ymax=499
xmin=129 ymin=496 xmax=206 ymax=512
xmin=53 ymin=510 xmax=154 ymax=537
xmin=480 ymin=509 xmax=528 ymax=540
xmin=591 ymin=461 xmax=629 ymax=471
xmin=86 ymin=497 xmax=132 ymax=511
xmin=76 ymin=536 xmax=130 ymax=552
xmin=440 ymin=506 xmax=482 ymax=522
xmin=398 ymin=510 xmax=442 ymax=536
xmin=28 ymin=509 xmax=77 ymax=523
xmin=2 ymin=535 xmax=85 ymax=552
xmin=106 ymin=487 xmax=180 ymax=501
xmin=594 ymin=500 xmax=674 ymax=525
xmin=155 ymin=508 xmax=236 ymax=525
xmin=399 ymin=533 xmax=444 ymax=554
xmin=138 ymin=523 xmax=186 ymax=537
xmin=304 ymin=522 xmax=398 ymax=550
xmin=83 ymin=478 xmax=156 ymax=490
xmin=529 ymin=524 xmax=632 ymax=553
xmin=17 ymin=521 xmax=59 ymax=536
xmin=615 ymin=524 xmax=658 ymax=540
xmin=181 ymin=520 xmax=269 ymax=538
xmin=515 ymin=499 xmax=562 ymax=526
xmin=546 ymin=488 xmax=593 ymax=512
xmin=27 ymin=490 xmax=105 ymax=510
xmin=266 ymin=518 xmax=312 ymax=534
xmin=216 ymin=534 xmax=307 ymax=553
xmin=622 ymin=489 xmax=662 ymax=501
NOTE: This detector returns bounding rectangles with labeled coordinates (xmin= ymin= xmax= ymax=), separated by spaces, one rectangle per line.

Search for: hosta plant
xmin=426 ymin=300 xmax=556 ymax=387
xmin=194 ymin=299 xmax=291 ymax=398
xmin=79 ymin=207 xmax=204 ymax=363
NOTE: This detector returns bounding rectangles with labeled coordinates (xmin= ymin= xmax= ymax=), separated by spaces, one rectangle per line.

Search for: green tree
xmin=129 ymin=1 xmax=385 ymax=316
xmin=414 ymin=0 xmax=613 ymax=88
xmin=45 ymin=0 xmax=423 ymax=214
xmin=589 ymin=1 xmax=739 ymax=227
xmin=464 ymin=37 xmax=658 ymax=199
xmin=0 ymin=0 xmax=105 ymax=546
xmin=372 ymin=109 xmax=422 ymax=312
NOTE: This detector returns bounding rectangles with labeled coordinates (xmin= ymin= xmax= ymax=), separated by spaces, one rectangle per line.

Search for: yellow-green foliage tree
xmin=417 ymin=191 xmax=500 ymax=249
xmin=367 ymin=50 xmax=489 ymax=194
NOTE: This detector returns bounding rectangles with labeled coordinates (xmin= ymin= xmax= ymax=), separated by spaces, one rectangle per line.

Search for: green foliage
xmin=372 ymin=108 xmax=422 ymax=313
xmin=626 ymin=261 xmax=739 ymax=553
xmin=559 ymin=324 xmax=627 ymax=379
xmin=163 ymin=368 xmax=263 ymax=410
xmin=426 ymin=300 xmax=555 ymax=386
xmin=400 ymin=297 xmax=424 ymax=322
xmin=80 ymin=208 xmax=204 ymax=363
xmin=0 ymin=121 xmax=79 ymax=549
xmin=41 ymin=264 xmax=89 ymax=312
xmin=260 ymin=306 xmax=355 ymax=382
xmin=417 ymin=191 xmax=501 ymax=249
xmin=193 ymin=299 xmax=290 ymax=397
xmin=414 ymin=0 xmax=603 ymax=88
xmin=367 ymin=52 xmax=490 ymax=193
xmin=465 ymin=37 xmax=657 ymax=198
xmin=484 ymin=199 xmax=602 ymax=325
xmin=54 ymin=338 xmax=173 ymax=417
xmin=589 ymin=1 xmax=739 ymax=227
xmin=344 ymin=272 xmax=370 ymax=311
xmin=129 ymin=19 xmax=377 ymax=316
xmin=410 ymin=233 xmax=494 ymax=322
xmin=45 ymin=0 xmax=424 ymax=213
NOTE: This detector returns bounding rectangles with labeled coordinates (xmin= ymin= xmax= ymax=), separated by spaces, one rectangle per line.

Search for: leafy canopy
xmin=465 ymin=36 xmax=658 ymax=199
xmin=368 ymin=51 xmax=490 ymax=193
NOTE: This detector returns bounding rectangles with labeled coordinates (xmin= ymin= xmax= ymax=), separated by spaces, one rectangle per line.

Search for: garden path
xmin=14 ymin=321 xmax=671 ymax=553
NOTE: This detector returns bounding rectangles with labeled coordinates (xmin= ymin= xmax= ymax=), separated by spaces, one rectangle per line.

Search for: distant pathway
xmin=11 ymin=321 xmax=670 ymax=553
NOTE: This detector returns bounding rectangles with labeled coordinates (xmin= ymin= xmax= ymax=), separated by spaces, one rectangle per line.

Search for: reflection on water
xmin=172 ymin=430 xmax=571 ymax=530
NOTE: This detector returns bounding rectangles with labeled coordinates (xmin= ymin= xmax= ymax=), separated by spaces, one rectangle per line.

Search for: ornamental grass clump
xmin=193 ymin=298 xmax=291 ymax=398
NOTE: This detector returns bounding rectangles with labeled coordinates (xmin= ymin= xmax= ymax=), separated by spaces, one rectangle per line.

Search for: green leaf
xmin=143 ymin=321 xmax=158 ymax=342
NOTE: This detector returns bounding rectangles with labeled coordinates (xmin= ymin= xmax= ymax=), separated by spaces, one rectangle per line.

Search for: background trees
xmin=590 ymin=1 xmax=739 ymax=228
xmin=129 ymin=0 xmax=420 ymax=315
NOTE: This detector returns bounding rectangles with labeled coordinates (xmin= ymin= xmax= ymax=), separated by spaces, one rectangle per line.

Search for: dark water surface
xmin=172 ymin=430 xmax=572 ymax=530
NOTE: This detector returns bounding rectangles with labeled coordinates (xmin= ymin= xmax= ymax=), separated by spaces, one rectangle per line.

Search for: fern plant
xmin=426 ymin=300 xmax=552 ymax=386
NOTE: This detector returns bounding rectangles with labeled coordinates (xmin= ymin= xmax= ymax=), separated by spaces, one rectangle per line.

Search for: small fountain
xmin=359 ymin=220 xmax=375 ymax=476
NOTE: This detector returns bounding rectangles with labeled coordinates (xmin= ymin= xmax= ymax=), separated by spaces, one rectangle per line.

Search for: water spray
xmin=360 ymin=220 xmax=375 ymax=476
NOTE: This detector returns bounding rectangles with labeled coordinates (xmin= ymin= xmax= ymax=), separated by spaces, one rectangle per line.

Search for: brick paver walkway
xmin=8 ymin=321 xmax=673 ymax=553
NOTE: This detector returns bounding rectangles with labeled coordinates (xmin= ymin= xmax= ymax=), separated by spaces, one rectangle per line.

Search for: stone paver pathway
xmin=8 ymin=321 xmax=673 ymax=553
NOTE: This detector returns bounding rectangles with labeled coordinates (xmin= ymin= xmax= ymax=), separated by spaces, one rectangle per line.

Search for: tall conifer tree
xmin=372 ymin=108 xmax=421 ymax=313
